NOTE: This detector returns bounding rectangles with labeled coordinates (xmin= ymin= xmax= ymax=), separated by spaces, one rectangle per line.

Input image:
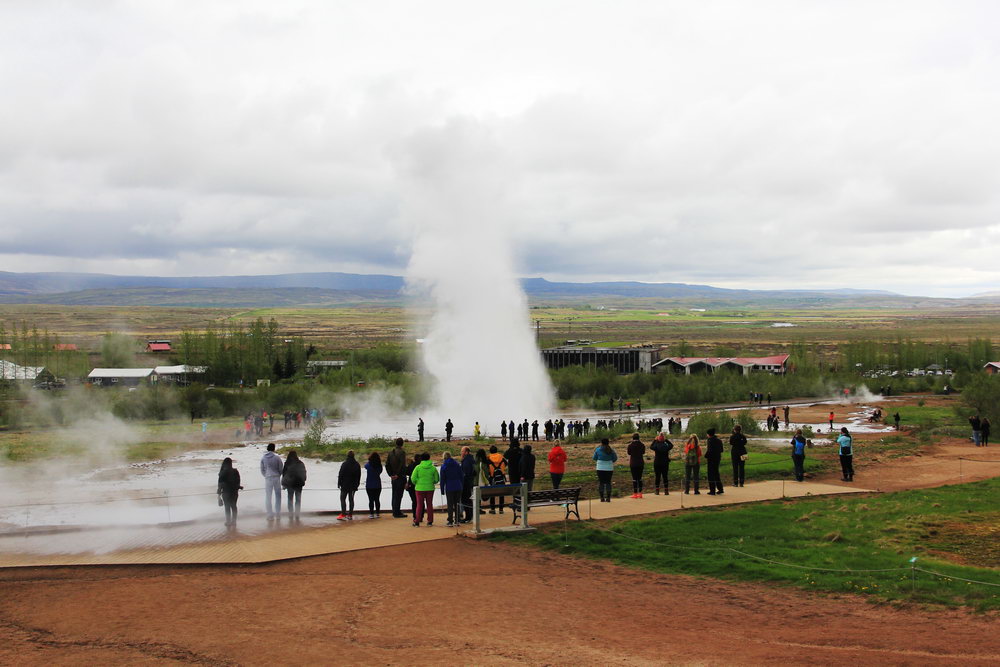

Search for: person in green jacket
xmin=410 ymin=452 xmax=440 ymax=527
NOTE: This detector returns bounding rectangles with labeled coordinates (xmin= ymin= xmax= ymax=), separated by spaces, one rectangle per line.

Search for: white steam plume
xmin=398 ymin=120 xmax=555 ymax=429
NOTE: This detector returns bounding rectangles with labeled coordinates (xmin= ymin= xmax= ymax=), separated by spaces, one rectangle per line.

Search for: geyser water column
xmin=401 ymin=121 xmax=555 ymax=427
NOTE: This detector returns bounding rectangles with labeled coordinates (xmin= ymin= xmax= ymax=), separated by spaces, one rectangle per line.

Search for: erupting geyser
xmin=400 ymin=121 xmax=555 ymax=427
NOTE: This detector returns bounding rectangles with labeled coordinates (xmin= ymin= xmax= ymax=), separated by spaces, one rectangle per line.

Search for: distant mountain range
xmin=0 ymin=270 xmax=955 ymax=309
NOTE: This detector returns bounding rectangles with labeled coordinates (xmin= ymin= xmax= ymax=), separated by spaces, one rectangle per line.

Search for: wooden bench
xmin=509 ymin=487 xmax=582 ymax=525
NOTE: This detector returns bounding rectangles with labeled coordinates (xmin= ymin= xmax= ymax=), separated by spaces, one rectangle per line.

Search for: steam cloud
xmin=399 ymin=120 xmax=555 ymax=429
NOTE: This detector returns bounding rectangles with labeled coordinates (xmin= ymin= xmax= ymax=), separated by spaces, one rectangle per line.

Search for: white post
xmin=520 ymin=484 xmax=529 ymax=530
xmin=474 ymin=486 xmax=482 ymax=534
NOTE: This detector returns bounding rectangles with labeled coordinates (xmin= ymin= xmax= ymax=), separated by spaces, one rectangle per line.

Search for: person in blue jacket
xmin=459 ymin=446 xmax=477 ymax=523
xmin=439 ymin=451 xmax=465 ymax=527
xmin=593 ymin=438 xmax=619 ymax=502
xmin=837 ymin=427 xmax=854 ymax=481
xmin=790 ymin=429 xmax=807 ymax=482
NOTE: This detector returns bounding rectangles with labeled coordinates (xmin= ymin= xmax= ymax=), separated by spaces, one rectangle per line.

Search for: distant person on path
xmin=386 ymin=438 xmax=408 ymax=518
xmin=487 ymin=445 xmax=507 ymax=514
xmin=981 ymin=418 xmax=991 ymax=447
xmin=337 ymin=450 xmax=361 ymax=520
xmin=281 ymin=450 xmax=307 ymax=519
xmin=474 ymin=422 xmax=481 ymax=438
xmin=460 ymin=446 xmax=477 ymax=523
xmin=508 ymin=420 xmax=516 ymax=440
xmin=650 ymin=432 xmax=673 ymax=495
xmin=548 ymin=442 xmax=567 ymax=489
xmin=445 ymin=419 xmax=454 ymax=442
xmin=790 ymin=429 xmax=807 ymax=482
xmin=410 ymin=452 xmax=440 ymax=527
xmin=260 ymin=443 xmax=284 ymax=520
xmin=504 ymin=438 xmax=523 ymax=492
xmin=893 ymin=412 xmax=901 ymax=431
xmin=217 ymin=457 xmax=242 ymax=527
xmin=683 ymin=435 xmax=701 ymax=495
xmin=705 ymin=429 xmax=725 ymax=495
xmin=521 ymin=444 xmax=537 ymax=492
xmin=417 ymin=418 xmax=425 ymax=442
xmin=729 ymin=425 xmax=748 ymax=487
xmin=202 ymin=421 xmax=208 ymax=440
xmin=828 ymin=411 xmax=835 ymax=431
xmin=837 ymin=427 xmax=854 ymax=482
xmin=626 ymin=433 xmax=646 ymax=498
xmin=501 ymin=421 xmax=508 ymax=440
xmin=970 ymin=415 xmax=983 ymax=447
xmin=593 ymin=438 xmax=618 ymax=502
xmin=439 ymin=451 xmax=463 ymax=527
xmin=783 ymin=405 xmax=790 ymax=428
xmin=531 ymin=420 xmax=539 ymax=441
xmin=766 ymin=392 xmax=771 ymax=406
xmin=364 ymin=452 xmax=383 ymax=518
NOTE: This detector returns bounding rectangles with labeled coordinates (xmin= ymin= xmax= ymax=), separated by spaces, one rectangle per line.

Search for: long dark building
xmin=541 ymin=346 xmax=657 ymax=374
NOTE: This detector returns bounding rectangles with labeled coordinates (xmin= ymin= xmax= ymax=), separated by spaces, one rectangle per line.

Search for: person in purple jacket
xmin=439 ymin=451 xmax=465 ymax=527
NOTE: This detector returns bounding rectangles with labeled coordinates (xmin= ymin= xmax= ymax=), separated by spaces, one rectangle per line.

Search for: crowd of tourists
xmin=217 ymin=424 xmax=862 ymax=528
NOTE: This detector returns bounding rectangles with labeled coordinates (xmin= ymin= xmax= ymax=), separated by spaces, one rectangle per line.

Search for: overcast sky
xmin=1 ymin=1 xmax=999 ymax=297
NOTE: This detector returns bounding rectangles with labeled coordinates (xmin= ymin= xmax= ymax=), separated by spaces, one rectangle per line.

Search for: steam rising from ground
xmin=399 ymin=121 xmax=555 ymax=428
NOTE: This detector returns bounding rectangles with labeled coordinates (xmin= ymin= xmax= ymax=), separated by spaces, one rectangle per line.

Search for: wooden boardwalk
xmin=0 ymin=480 xmax=870 ymax=567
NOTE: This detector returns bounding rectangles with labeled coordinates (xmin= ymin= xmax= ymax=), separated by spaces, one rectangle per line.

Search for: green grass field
xmin=500 ymin=478 xmax=1000 ymax=610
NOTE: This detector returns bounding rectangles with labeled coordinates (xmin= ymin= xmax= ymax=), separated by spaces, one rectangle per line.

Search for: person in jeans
xmin=704 ymin=428 xmax=725 ymax=496
xmin=281 ymin=450 xmax=307 ymax=519
xmin=486 ymin=445 xmax=507 ymax=514
xmin=970 ymin=415 xmax=983 ymax=447
xmin=650 ymin=432 xmax=673 ymax=494
xmin=337 ymin=450 xmax=361 ymax=520
xmin=460 ymin=446 xmax=477 ymax=523
xmin=626 ymin=433 xmax=646 ymax=498
xmin=364 ymin=452 xmax=383 ymax=518
xmin=548 ymin=442 xmax=567 ymax=489
xmin=439 ymin=451 xmax=464 ymax=527
xmin=683 ymin=435 xmax=701 ymax=495
xmin=520 ymin=444 xmax=537 ymax=492
xmin=217 ymin=457 xmax=242 ymax=527
xmin=593 ymin=438 xmax=618 ymax=502
xmin=837 ymin=427 xmax=854 ymax=481
xmin=410 ymin=452 xmax=440 ymax=526
xmin=386 ymin=438 xmax=407 ymax=518
xmin=729 ymin=425 xmax=748 ymax=487
xmin=260 ymin=443 xmax=284 ymax=520
xmin=790 ymin=429 xmax=807 ymax=482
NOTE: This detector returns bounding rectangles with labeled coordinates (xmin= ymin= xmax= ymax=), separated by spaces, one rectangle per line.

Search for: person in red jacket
xmin=548 ymin=443 xmax=567 ymax=489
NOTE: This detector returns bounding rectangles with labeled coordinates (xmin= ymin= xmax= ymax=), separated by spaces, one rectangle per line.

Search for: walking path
xmin=0 ymin=480 xmax=869 ymax=568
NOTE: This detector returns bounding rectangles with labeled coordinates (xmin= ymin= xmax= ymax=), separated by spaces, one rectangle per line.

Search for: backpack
xmin=685 ymin=447 xmax=698 ymax=465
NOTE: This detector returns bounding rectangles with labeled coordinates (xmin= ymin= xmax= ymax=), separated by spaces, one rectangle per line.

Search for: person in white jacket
xmin=260 ymin=443 xmax=284 ymax=519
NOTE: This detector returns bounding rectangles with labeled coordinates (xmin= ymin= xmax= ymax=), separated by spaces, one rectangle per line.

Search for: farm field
xmin=3 ymin=301 xmax=1000 ymax=352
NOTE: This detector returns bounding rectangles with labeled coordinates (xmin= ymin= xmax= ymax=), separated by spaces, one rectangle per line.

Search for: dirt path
xmin=0 ymin=538 xmax=997 ymax=666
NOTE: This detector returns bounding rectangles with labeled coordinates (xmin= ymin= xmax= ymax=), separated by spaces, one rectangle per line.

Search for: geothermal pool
xmin=0 ymin=400 xmax=893 ymax=555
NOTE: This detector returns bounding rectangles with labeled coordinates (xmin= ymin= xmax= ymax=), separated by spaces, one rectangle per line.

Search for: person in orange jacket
xmin=486 ymin=445 xmax=507 ymax=514
xmin=548 ymin=443 xmax=567 ymax=489
xmin=683 ymin=434 xmax=702 ymax=495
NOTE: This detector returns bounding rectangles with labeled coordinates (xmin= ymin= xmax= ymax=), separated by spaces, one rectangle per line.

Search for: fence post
xmin=474 ymin=487 xmax=482 ymax=534
xmin=910 ymin=556 xmax=918 ymax=595
xmin=520 ymin=484 xmax=529 ymax=530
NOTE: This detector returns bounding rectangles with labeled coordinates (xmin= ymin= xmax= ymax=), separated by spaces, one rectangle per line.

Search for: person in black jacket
xmin=729 ymin=425 xmax=748 ymax=487
xmin=982 ymin=417 xmax=991 ymax=447
xmin=650 ymin=432 xmax=673 ymax=494
xmin=445 ymin=419 xmax=454 ymax=442
xmin=281 ymin=450 xmax=307 ymax=519
xmin=386 ymin=438 xmax=408 ymax=518
xmin=504 ymin=438 xmax=523 ymax=490
xmin=520 ymin=444 xmax=536 ymax=492
xmin=705 ymin=428 xmax=725 ymax=495
xmin=217 ymin=457 xmax=242 ymax=527
xmin=460 ymin=446 xmax=476 ymax=523
xmin=404 ymin=453 xmax=420 ymax=512
xmin=337 ymin=450 xmax=361 ymax=520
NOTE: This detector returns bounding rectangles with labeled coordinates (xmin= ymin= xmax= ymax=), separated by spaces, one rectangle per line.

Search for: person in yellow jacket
xmin=410 ymin=452 xmax=440 ymax=527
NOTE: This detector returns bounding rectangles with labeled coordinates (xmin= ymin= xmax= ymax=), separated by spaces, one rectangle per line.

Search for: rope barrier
xmin=958 ymin=457 xmax=1000 ymax=464
xmin=913 ymin=567 xmax=1000 ymax=588
xmin=593 ymin=523 xmax=910 ymax=573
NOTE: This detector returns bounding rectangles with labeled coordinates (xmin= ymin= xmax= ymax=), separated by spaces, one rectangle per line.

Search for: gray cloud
xmin=0 ymin=1 xmax=998 ymax=296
